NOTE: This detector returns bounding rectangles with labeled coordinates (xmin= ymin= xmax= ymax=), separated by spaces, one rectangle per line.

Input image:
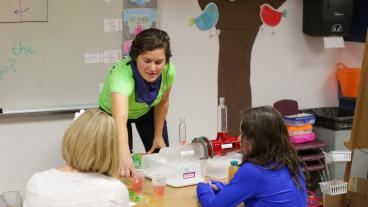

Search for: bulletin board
xmin=0 ymin=0 xmax=123 ymax=114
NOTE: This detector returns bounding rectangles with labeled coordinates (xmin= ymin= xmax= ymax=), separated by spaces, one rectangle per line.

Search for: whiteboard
xmin=0 ymin=0 xmax=123 ymax=114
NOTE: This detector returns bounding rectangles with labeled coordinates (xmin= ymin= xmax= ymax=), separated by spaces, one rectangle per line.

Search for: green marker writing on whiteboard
xmin=11 ymin=41 xmax=36 ymax=56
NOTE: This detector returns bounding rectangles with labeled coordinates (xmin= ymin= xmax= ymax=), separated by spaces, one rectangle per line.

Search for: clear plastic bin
xmin=206 ymin=152 xmax=243 ymax=179
xmin=319 ymin=180 xmax=348 ymax=195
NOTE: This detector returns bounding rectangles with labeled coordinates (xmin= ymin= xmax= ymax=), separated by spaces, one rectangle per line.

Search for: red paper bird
xmin=260 ymin=4 xmax=287 ymax=28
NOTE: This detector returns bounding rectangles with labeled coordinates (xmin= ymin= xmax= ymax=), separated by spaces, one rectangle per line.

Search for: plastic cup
xmin=131 ymin=169 xmax=145 ymax=194
xmin=151 ymin=173 xmax=167 ymax=199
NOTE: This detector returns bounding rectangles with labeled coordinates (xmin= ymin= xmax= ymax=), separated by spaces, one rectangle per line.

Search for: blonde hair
xmin=62 ymin=108 xmax=120 ymax=178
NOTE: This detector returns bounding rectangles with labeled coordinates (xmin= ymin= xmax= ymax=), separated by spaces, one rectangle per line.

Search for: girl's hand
xmin=208 ymin=180 xmax=225 ymax=193
xmin=147 ymin=136 xmax=166 ymax=153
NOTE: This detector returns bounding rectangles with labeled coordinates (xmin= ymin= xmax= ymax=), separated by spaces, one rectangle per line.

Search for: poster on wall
xmin=122 ymin=0 xmax=157 ymax=56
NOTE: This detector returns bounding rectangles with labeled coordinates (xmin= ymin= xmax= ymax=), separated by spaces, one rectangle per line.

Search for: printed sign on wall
xmin=122 ymin=0 xmax=157 ymax=56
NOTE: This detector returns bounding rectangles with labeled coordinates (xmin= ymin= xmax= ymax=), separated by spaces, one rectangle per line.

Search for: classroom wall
xmin=0 ymin=114 xmax=69 ymax=193
xmin=0 ymin=0 xmax=365 ymax=193
xmin=251 ymin=0 xmax=365 ymax=108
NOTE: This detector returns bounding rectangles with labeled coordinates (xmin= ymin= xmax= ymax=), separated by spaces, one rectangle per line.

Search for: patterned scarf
xmin=131 ymin=62 xmax=162 ymax=106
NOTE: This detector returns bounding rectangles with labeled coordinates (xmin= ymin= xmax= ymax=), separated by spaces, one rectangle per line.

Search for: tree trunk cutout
xmin=198 ymin=0 xmax=286 ymax=136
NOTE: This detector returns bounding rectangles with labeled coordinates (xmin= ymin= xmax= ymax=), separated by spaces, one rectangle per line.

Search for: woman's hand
xmin=119 ymin=151 xmax=135 ymax=178
xmin=147 ymin=136 xmax=167 ymax=153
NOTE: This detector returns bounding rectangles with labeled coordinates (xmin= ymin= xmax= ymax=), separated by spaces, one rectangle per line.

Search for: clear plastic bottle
xmin=179 ymin=118 xmax=186 ymax=145
xmin=228 ymin=160 xmax=239 ymax=182
xmin=217 ymin=97 xmax=228 ymax=140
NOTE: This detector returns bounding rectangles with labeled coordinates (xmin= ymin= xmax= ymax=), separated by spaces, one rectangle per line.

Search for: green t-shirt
xmin=99 ymin=58 xmax=176 ymax=119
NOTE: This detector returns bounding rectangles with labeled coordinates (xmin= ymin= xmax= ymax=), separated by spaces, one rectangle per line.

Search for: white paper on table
xmin=104 ymin=19 xmax=122 ymax=32
xmin=323 ymin=36 xmax=345 ymax=49
xmin=84 ymin=51 xmax=102 ymax=63
xmin=103 ymin=49 xmax=122 ymax=64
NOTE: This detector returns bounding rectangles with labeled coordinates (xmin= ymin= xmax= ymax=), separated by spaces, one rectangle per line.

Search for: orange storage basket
xmin=336 ymin=63 xmax=361 ymax=98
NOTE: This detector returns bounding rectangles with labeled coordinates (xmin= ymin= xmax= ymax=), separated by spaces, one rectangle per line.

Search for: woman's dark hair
xmin=240 ymin=106 xmax=308 ymax=189
xmin=129 ymin=28 xmax=172 ymax=63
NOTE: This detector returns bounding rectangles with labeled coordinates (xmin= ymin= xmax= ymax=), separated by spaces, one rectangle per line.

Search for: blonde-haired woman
xmin=23 ymin=109 xmax=129 ymax=207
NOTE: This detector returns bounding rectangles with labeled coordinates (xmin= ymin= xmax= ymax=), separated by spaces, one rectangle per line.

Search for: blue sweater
xmin=197 ymin=162 xmax=307 ymax=207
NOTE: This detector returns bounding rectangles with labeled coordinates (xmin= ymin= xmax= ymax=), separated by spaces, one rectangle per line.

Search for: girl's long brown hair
xmin=240 ymin=106 xmax=308 ymax=189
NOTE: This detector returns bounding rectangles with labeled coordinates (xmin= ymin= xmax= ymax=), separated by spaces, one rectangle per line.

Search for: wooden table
xmin=124 ymin=178 xmax=246 ymax=207
xmin=123 ymin=178 xmax=201 ymax=207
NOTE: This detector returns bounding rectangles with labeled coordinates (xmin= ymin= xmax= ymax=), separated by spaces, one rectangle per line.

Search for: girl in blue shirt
xmin=197 ymin=106 xmax=308 ymax=207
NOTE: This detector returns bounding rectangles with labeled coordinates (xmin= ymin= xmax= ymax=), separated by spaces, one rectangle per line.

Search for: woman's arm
xmin=147 ymin=87 xmax=172 ymax=153
xmin=111 ymin=92 xmax=135 ymax=177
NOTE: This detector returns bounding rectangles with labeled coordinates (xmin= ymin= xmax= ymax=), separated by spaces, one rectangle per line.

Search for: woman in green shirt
xmin=99 ymin=28 xmax=176 ymax=177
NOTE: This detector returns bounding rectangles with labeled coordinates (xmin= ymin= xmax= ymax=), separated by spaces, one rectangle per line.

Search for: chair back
xmin=273 ymin=99 xmax=299 ymax=116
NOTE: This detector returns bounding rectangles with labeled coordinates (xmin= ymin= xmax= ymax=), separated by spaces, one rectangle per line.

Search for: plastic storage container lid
xmin=230 ymin=160 xmax=238 ymax=166
xmin=283 ymin=113 xmax=316 ymax=126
